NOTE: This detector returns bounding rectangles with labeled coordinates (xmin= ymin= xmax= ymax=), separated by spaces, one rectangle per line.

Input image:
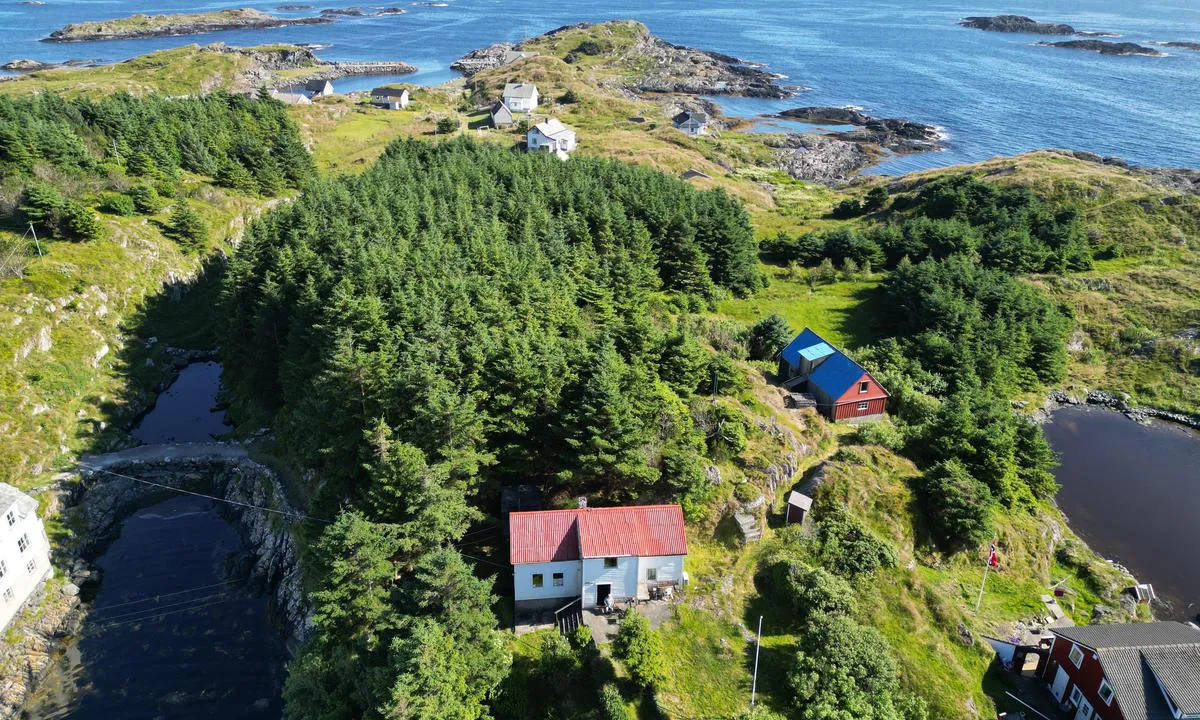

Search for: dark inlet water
xmin=132 ymin=361 xmax=232 ymax=444
xmin=25 ymin=362 xmax=287 ymax=718
xmin=24 ymin=496 xmax=288 ymax=719
xmin=1044 ymin=406 xmax=1200 ymax=620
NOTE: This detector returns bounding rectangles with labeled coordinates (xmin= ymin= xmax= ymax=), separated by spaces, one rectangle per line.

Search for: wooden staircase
xmin=554 ymin=597 xmax=583 ymax=637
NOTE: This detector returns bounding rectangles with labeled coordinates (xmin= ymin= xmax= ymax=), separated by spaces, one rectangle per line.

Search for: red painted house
xmin=778 ymin=328 xmax=889 ymax=422
xmin=1041 ymin=622 xmax=1200 ymax=720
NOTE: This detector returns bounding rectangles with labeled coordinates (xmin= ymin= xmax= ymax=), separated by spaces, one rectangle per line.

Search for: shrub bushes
xmin=612 ymin=610 xmax=665 ymax=689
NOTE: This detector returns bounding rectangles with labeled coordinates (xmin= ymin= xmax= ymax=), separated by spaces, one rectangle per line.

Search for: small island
xmin=1154 ymin=41 xmax=1200 ymax=51
xmin=1036 ymin=40 xmax=1166 ymax=57
xmin=43 ymin=8 xmax=333 ymax=43
xmin=960 ymin=15 xmax=1078 ymax=35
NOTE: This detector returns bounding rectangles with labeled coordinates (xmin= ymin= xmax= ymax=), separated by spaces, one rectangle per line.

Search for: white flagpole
xmin=750 ymin=615 xmax=763 ymax=707
xmin=974 ymin=562 xmax=991 ymax=615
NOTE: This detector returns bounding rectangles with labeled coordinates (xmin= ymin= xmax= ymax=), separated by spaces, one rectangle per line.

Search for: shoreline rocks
xmin=1047 ymin=149 xmax=1200 ymax=196
xmin=43 ymin=8 xmax=333 ymax=43
xmin=1035 ymin=40 xmax=1166 ymax=57
xmin=1154 ymin=41 xmax=1200 ymax=51
xmin=960 ymin=15 xmax=1079 ymax=35
xmin=776 ymin=106 xmax=944 ymax=153
xmin=451 ymin=21 xmax=793 ymax=98
xmin=1038 ymin=388 xmax=1200 ymax=431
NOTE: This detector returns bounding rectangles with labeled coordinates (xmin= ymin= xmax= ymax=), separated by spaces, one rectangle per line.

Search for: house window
xmin=1098 ymin=679 xmax=1114 ymax=705
xmin=25 ymin=559 xmax=35 ymax=574
xmin=5 ymin=511 xmax=14 ymax=527
xmin=646 ymin=568 xmax=657 ymax=581
xmin=857 ymin=402 xmax=869 ymax=411
xmin=1068 ymin=644 xmax=1085 ymax=668
xmin=859 ymin=381 xmax=869 ymax=394
xmin=552 ymin=572 xmax=564 ymax=587
xmin=1069 ymin=686 xmax=1083 ymax=706
xmin=0 ymin=560 xmax=6 ymax=579
xmin=16 ymin=534 xmax=28 ymax=553
xmin=531 ymin=573 xmax=544 ymax=588
xmin=604 ymin=558 xmax=618 ymax=568
xmin=2 ymin=588 xmax=12 ymax=603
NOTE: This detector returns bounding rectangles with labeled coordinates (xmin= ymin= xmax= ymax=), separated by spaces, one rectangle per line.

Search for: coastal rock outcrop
xmin=1047 ymin=149 xmax=1200 ymax=196
xmin=1154 ymin=41 xmax=1200 ymax=51
xmin=44 ymin=8 xmax=333 ymax=43
xmin=777 ymin=106 xmax=944 ymax=153
xmin=768 ymin=134 xmax=873 ymax=186
xmin=1035 ymin=40 xmax=1165 ymax=57
xmin=960 ymin=15 xmax=1078 ymax=35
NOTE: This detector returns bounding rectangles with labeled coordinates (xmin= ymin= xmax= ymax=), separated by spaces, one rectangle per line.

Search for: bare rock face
xmin=769 ymin=134 xmax=873 ymax=185
xmin=449 ymin=43 xmax=516 ymax=76
xmin=778 ymin=107 xmax=944 ymax=153
xmin=1035 ymin=40 xmax=1165 ymax=57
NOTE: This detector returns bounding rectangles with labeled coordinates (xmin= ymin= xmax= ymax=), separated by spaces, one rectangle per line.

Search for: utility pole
xmin=28 ymin=223 xmax=42 ymax=257
xmin=974 ymin=563 xmax=991 ymax=615
xmin=750 ymin=615 xmax=763 ymax=707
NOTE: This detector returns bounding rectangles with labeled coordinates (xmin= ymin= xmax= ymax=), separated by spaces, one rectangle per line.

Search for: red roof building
xmin=509 ymin=505 xmax=688 ymax=611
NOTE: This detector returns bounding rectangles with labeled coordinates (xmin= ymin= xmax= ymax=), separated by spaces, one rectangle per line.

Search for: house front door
xmin=596 ymin=583 xmax=611 ymax=609
xmin=1074 ymin=697 xmax=1093 ymax=720
xmin=1050 ymin=667 xmax=1069 ymax=703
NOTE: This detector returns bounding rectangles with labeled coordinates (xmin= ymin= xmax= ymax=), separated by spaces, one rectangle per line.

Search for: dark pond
xmin=1044 ymin=406 xmax=1200 ymax=620
xmin=24 ymin=363 xmax=288 ymax=718
xmin=132 ymin=361 xmax=232 ymax=444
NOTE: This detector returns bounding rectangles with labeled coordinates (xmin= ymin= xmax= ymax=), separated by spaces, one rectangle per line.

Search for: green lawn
xmin=717 ymin=266 xmax=884 ymax=349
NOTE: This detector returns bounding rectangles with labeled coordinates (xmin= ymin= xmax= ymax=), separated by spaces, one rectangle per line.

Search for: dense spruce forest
xmin=222 ymin=138 xmax=762 ymax=719
xmin=0 ymin=92 xmax=311 ymax=257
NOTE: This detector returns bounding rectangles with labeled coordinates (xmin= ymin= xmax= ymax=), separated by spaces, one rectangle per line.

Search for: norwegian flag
xmin=987 ymin=543 xmax=1000 ymax=568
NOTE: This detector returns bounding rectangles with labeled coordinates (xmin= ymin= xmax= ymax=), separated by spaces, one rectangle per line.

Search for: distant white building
xmin=0 ymin=484 xmax=53 ymax=631
xmin=270 ymin=90 xmax=312 ymax=106
xmin=673 ymin=110 xmax=710 ymax=136
xmin=509 ymin=504 xmax=688 ymax=612
xmin=527 ymin=118 xmax=576 ymax=159
xmin=304 ymin=79 xmax=335 ymax=98
xmin=370 ymin=87 xmax=410 ymax=110
xmin=502 ymin=82 xmax=539 ymax=113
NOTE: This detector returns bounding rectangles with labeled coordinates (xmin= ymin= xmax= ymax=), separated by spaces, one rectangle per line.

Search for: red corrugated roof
xmin=509 ymin=505 xmax=687 ymax=565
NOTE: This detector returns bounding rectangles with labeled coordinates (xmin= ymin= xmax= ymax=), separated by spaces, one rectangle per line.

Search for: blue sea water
xmin=1 ymin=0 xmax=1198 ymax=172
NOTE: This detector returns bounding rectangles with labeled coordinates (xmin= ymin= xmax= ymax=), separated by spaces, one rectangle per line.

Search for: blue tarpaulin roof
xmin=779 ymin=328 xmax=871 ymax=400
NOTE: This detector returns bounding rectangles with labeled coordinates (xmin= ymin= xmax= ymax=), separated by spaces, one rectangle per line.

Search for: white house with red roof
xmin=509 ymin=504 xmax=688 ymax=612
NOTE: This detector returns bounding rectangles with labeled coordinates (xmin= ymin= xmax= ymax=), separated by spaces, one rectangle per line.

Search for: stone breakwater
xmin=0 ymin=444 xmax=309 ymax=718
xmin=1040 ymin=389 xmax=1200 ymax=430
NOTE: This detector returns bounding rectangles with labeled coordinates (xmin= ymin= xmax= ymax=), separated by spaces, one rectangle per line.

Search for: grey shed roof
xmin=787 ymin=491 xmax=812 ymax=511
xmin=370 ymin=87 xmax=408 ymax=97
xmin=1052 ymin=623 xmax=1200 ymax=720
xmin=673 ymin=110 xmax=709 ymax=125
xmin=502 ymin=82 xmax=537 ymax=99
xmin=304 ymin=79 xmax=332 ymax=92
xmin=0 ymin=483 xmax=37 ymax=517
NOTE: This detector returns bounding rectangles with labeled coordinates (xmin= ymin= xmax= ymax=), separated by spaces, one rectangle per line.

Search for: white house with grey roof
xmin=502 ymin=82 xmax=539 ymax=113
xmin=1042 ymin=621 xmax=1200 ymax=720
xmin=673 ymin=110 xmax=710 ymax=136
xmin=0 ymin=484 xmax=53 ymax=631
xmin=527 ymin=118 xmax=576 ymax=159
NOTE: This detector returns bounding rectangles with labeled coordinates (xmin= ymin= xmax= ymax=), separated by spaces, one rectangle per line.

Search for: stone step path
xmin=734 ymin=512 xmax=762 ymax=543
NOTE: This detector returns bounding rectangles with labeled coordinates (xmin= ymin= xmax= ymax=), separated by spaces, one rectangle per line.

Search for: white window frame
xmin=1069 ymin=643 xmax=1085 ymax=669
xmin=856 ymin=402 xmax=869 ymax=411
xmin=859 ymin=380 xmax=869 ymax=394
xmin=16 ymin=533 xmax=28 ymax=553
xmin=5 ymin=511 xmax=14 ymax=527
xmin=552 ymin=572 xmax=564 ymax=587
xmin=25 ymin=558 xmax=35 ymax=574
xmin=0 ymin=560 xmax=6 ymax=579
xmin=646 ymin=567 xmax=657 ymax=581
xmin=2 ymin=588 xmax=12 ymax=603
xmin=531 ymin=573 xmax=544 ymax=588
xmin=1098 ymin=678 xmax=1114 ymax=705
xmin=603 ymin=557 xmax=618 ymax=569
xmin=1070 ymin=685 xmax=1083 ymax=706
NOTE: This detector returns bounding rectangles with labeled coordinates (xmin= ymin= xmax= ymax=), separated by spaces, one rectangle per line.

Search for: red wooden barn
xmin=778 ymin=328 xmax=889 ymax=422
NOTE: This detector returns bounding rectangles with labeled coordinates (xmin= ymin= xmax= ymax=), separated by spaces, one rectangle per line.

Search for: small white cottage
xmin=370 ymin=87 xmax=410 ymax=110
xmin=0 ymin=484 xmax=53 ymax=631
xmin=509 ymin=504 xmax=688 ymax=612
xmin=673 ymin=110 xmax=710 ymax=136
xmin=304 ymin=79 xmax=335 ymax=98
xmin=502 ymin=82 xmax=539 ymax=113
xmin=526 ymin=118 xmax=576 ymax=158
